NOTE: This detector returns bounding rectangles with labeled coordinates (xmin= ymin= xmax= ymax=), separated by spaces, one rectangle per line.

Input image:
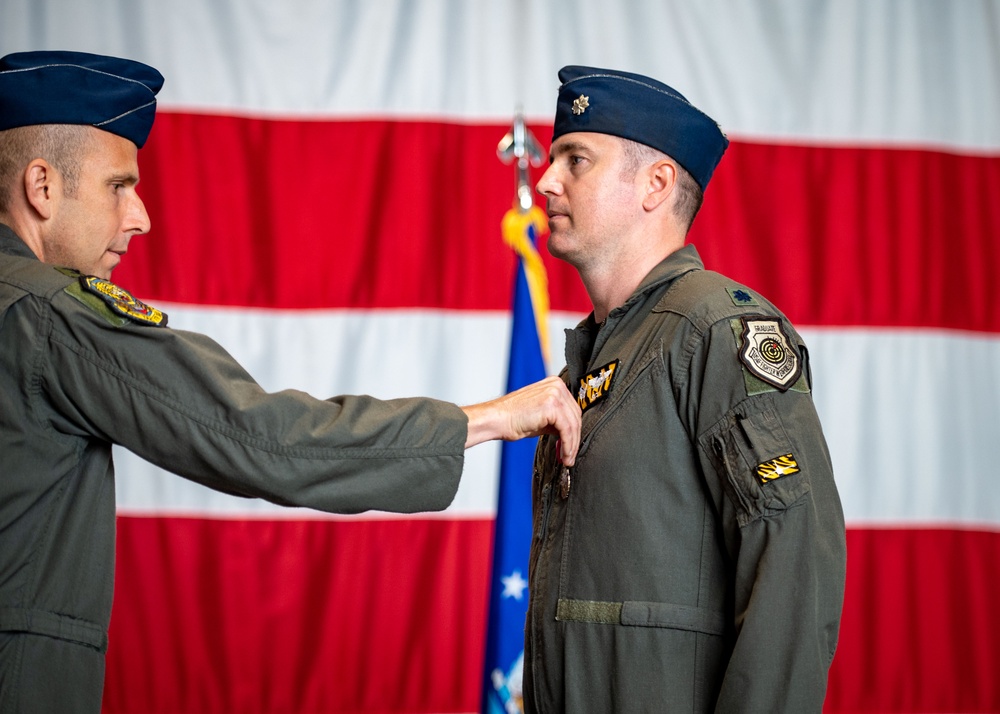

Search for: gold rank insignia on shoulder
xmin=576 ymin=359 xmax=619 ymax=413
xmin=756 ymin=453 xmax=801 ymax=485
xmin=80 ymin=276 xmax=168 ymax=327
xmin=737 ymin=317 xmax=800 ymax=391
xmin=572 ymin=94 xmax=590 ymax=115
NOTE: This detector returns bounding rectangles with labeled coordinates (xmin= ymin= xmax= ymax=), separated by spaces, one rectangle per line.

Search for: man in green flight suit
xmin=522 ymin=66 xmax=846 ymax=712
xmin=0 ymin=50 xmax=581 ymax=712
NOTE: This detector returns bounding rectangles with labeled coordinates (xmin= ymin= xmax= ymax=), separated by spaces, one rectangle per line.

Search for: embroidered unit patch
xmin=756 ymin=453 xmax=801 ymax=484
xmin=738 ymin=317 xmax=800 ymax=391
xmin=80 ymin=276 xmax=168 ymax=327
xmin=727 ymin=287 xmax=759 ymax=306
xmin=576 ymin=359 xmax=619 ymax=412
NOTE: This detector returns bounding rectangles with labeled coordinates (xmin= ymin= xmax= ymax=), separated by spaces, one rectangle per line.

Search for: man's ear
xmin=641 ymin=159 xmax=677 ymax=212
xmin=23 ymin=159 xmax=57 ymax=220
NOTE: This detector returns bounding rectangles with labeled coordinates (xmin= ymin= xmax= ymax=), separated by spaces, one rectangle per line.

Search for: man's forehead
xmin=84 ymin=128 xmax=141 ymax=176
xmin=550 ymin=131 xmax=621 ymax=156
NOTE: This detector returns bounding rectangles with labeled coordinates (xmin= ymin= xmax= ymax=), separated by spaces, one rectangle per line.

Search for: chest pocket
xmin=577 ymin=346 xmax=662 ymax=453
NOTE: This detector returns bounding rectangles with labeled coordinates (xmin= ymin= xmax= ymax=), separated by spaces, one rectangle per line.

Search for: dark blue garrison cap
xmin=0 ymin=50 xmax=163 ymax=148
xmin=552 ymin=65 xmax=728 ymax=190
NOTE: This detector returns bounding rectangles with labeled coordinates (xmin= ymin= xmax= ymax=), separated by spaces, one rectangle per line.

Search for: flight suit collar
xmin=0 ymin=222 xmax=37 ymax=260
xmin=565 ymin=243 xmax=705 ymax=375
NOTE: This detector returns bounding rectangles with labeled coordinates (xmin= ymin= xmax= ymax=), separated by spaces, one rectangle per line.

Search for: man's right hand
xmin=461 ymin=376 xmax=582 ymax=465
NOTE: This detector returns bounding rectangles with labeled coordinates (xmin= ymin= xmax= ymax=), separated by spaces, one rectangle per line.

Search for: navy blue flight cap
xmin=552 ymin=65 xmax=728 ymax=190
xmin=0 ymin=50 xmax=163 ymax=148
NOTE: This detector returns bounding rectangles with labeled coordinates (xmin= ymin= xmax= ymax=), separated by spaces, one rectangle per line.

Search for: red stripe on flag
xmin=105 ymin=516 xmax=493 ymax=713
xmin=106 ymin=518 xmax=1000 ymax=713
xmin=826 ymin=528 xmax=1000 ymax=713
xmin=696 ymin=141 xmax=1000 ymax=332
xmin=121 ymin=114 xmax=1000 ymax=332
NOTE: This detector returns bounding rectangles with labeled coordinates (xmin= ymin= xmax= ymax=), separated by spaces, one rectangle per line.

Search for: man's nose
xmin=128 ymin=194 xmax=151 ymax=235
xmin=535 ymin=163 xmax=561 ymax=198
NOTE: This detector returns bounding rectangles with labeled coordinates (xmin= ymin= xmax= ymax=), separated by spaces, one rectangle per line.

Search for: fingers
xmin=505 ymin=376 xmax=581 ymax=466
xmin=461 ymin=376 xmax=582 ymax=464
xmin=540 ymin=377 xmax=581 ymax=466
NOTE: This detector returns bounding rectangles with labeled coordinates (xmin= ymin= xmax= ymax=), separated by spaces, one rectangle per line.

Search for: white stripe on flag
xmin=114 ymin=307 xmax=1000 ymax=528
xmin=2 ymin=1 xmax=998 ymax=150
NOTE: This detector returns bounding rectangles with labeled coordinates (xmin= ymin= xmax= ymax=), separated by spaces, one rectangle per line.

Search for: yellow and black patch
xmin=756 ymin=453 xmax=801 ymax=485
xmin=576 ymin=359 xmax=619 ymax=413
xmin=80 ymin=276 xmax=168 ymax=327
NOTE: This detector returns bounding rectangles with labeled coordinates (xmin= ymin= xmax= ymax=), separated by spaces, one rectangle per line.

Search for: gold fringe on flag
xmin=501 ymin=203 xmax=550 ymax=361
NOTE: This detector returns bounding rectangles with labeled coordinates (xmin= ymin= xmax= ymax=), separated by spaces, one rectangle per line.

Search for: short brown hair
xmin=619 ymin=137 xmax=704 ymax=233
xmin=0 ymin=124 xmax=93 ymax=213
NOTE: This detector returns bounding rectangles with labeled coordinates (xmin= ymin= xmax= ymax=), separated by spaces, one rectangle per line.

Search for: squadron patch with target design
xmin=737 ymin=317 xmax=800 ymax=391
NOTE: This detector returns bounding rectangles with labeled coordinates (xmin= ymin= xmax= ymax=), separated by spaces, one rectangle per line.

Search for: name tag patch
xmin=738 ymin=317 xmax=800 ymax=391
xmin=576 ymin=359 xmax=619 ymax=412
xmin=81 ymin=276 xmax=168 ymax=327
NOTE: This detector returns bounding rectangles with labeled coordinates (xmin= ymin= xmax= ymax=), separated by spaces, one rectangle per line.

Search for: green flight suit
xmin=524 ymin=245 xmax=846 ymax=713
xmin=0 ymin=224 xmax=467 ymax=712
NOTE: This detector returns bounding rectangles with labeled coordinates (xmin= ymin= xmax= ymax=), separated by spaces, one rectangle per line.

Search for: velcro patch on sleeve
xmin=726 ymin=286 xmax=759 ymax=306
xmin=756 ymin=453 xmax=801 ymax=485
xmin=80 ymin=276 xmax=168 ymax=327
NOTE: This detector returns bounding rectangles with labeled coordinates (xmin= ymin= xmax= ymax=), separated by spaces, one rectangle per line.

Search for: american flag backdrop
xmin=3 ymin=1 xmax=999 ymax=712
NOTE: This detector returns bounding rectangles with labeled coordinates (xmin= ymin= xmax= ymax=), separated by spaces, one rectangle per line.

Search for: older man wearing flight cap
xmin=521 ymin=66 xmax=846 ymax=712
xmin=0 ymin=51 xmax=582 ymax=712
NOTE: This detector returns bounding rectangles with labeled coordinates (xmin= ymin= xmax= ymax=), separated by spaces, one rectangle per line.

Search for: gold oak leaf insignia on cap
xmin=572 ymin=94 xmax=590 ymax=115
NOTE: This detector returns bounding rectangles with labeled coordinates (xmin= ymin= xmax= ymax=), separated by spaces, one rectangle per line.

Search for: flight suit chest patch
xmin=576 ymin=359 xmax=619 ymax=413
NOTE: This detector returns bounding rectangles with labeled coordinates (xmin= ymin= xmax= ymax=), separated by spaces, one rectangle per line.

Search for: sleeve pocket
xmin=702 ymin=399 xmax=812 ymax=526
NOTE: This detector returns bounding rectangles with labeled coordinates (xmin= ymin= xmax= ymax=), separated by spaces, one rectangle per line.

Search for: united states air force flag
xmin=482 ymin=203 xmax=549 ymax=714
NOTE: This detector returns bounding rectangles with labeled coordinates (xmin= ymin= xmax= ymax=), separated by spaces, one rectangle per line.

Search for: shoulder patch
xmin=576 ymin=359 xmax=619 ymax=412
xmin=737 ymin=317 xmax=800 ymax=391
xmin=80 ymin=276 xmax=168 ymax=327
xmin=726 ymin=286 xmax=759 ymax=307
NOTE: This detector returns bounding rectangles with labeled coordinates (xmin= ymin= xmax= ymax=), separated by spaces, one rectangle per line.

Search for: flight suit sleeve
xmin=36 ymin=289 xmax=468 ymax=515
xmin=691 ymin=316 xmax=847 ymax=712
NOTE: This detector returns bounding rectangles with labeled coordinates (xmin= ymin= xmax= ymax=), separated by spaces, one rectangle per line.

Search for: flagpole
xmin=481 ymin=114 xmax=548 ymax=714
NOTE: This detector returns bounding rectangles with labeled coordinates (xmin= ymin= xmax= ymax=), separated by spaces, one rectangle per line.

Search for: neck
xmin=582 ymin=269 xmax=641 ymax=324
xmin=581 ymin=241 xmax=684 ymax=323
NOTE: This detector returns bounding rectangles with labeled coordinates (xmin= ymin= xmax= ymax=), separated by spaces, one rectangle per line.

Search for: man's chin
xmin=98 ymin=253 xmax=122 ymax=279
xmin=546 ymin=235 xmax=573 ymax=263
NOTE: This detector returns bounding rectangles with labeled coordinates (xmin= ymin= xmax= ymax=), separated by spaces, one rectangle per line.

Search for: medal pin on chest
xmin=560 ymin=467 xmax=571 ymax=499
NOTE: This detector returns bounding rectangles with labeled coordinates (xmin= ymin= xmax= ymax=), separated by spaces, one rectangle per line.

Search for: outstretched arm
xmin=461 ymin=376 xmax=581 ymax=466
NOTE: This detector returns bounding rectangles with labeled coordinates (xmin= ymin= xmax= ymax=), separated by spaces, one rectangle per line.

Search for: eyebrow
xmin=549 ymin=139 xmax=593 ymax=161
xmin=107 ymin=172 xmax=140 ymax=185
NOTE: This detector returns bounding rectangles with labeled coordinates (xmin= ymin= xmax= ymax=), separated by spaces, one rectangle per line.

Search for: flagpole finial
xmin=497 ymin=109 xmax=545 ymax=212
